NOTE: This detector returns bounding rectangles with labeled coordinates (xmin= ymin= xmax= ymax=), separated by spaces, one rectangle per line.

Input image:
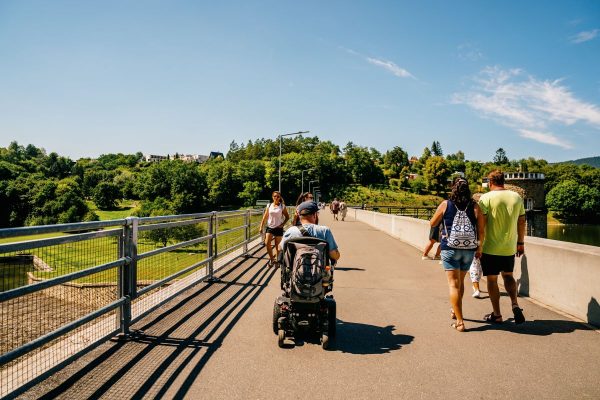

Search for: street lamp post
xmin=279 ymin=131 xmax=309 ymax=192
xmin=309 ymin=180 xmax=319 ymax=194
xmin=301 ymin=169 xmax=314 ymax=194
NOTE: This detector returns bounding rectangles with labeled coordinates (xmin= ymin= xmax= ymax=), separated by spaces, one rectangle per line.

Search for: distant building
xmin=144 ymin=154 xmax=168 ymax=163
xmin=409 ymin=156 xmax=418 ymax=164
xmin=144 ymin=152 xmax=222 ymax=163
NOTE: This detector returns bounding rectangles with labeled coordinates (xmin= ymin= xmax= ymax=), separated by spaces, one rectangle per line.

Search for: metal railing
xmin=0 ymin=208 xmax=264 ymax=398
xmin=354 ymin=205 xmax=436 ymax=220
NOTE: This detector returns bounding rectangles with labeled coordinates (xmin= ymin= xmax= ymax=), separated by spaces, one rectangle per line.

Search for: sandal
xmin=483 ymin=312 xmax=503 ymax=323
xmin=513 ymin=306 xmax=525 ymax=324
xmin=451 ymin=322 xmax=465 ymax=332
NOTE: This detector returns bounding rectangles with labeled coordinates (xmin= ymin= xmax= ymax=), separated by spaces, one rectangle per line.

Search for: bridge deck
xmin=19 ymin=212 xmax=600 ymax=399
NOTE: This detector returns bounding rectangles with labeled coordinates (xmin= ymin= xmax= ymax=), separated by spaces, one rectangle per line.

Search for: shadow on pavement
xmin=35 ymin=248 xmax=275 ymax=400
xmin=465 ymin=318 xmax=594 ymax=336
xmin=335 ymin=267 xmax=366 ymax=272
xmin=331 ymin=321 xmax=414 ymax=354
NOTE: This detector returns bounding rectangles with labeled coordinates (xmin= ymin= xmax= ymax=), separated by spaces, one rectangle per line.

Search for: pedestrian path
xmin=18 ymin=212 xmax=600 ymax=399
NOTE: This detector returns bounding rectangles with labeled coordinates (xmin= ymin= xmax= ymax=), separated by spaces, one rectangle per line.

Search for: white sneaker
xmin=421 ymin=256 xmax=430 ymax=260
xmin=472 ymin=290 xmax=481 ymax=298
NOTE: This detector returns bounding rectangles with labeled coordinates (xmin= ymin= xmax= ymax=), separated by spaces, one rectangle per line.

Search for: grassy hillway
xmin=335 ymin=186 xmax=443 ymax=207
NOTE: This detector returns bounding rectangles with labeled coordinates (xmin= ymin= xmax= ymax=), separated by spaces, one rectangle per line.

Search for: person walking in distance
xmin=330 ymin=198 xmax=340 ymax=221
xmin=339 ymin=200 xmax=348 ymax=221
xmin=259 ymin=191 xmax=290 ymax=267
xmin=478 ymin=170 xmax=527 ymax=324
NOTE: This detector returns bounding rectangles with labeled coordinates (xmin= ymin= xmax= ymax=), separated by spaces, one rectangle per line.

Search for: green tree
xmin=93 ymin=181 xmax=121 ymax=210
xmin=547 ymin=180 xmax=600 ymax=221
xmin=431 ymin=141 xmax=443 ymax=157
xmin=423 ymin=156 xmax=451 ymax=194
xmin=493 ymin=148 xmax=509 ymax=164
xmin=383 ymin=146 xmax=409 ymax=180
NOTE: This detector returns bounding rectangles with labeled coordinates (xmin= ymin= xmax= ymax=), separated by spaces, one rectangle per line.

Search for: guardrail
xmin=0 ymin=209 xmax=264 ymax=398
xmin=352 ymin=205 xmax=436 ymax=220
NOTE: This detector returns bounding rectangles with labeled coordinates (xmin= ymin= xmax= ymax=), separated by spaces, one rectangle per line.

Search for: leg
xmin=501 ymin=272 xmax=518 ymax=306
xmin=273 ymin=235 xmax=283 ymax=262
xmin=434 ymin=243 xmax=441 ymax=259
xmin=502 ymin=271 xmax=525 ymax=323
xmin=264 ymin=232 xmax=275 ymax=264
xmin=487 ymin=274 xmax=501 ymax=317
xmin=446 ymin=269 xmax=465 ymax=330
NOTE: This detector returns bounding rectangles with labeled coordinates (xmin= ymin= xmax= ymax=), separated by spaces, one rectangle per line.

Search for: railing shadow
xmin=36 ymin=248 xmax=274 ymax=400
xmin=329 ymin=321 xmax=414 ymax=354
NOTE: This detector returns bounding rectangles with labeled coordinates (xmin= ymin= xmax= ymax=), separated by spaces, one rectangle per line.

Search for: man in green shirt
xmin=478 ymin=170 xmax=526 ymax=324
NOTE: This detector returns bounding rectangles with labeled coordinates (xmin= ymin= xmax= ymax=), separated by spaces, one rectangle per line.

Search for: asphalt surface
xmin=18 ymin=211 xmax=600 ymax=400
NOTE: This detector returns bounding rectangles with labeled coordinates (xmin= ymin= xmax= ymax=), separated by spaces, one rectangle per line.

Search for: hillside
xmin=559 ymin=156 xmax=600 ymax=168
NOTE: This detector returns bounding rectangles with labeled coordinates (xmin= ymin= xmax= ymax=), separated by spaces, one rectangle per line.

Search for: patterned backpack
xmin=444 ymin=201 xmax=478 ymax=249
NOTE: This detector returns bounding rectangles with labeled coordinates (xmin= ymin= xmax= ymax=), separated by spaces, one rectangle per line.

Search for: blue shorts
xmin=441 ymin=249 xmax=475 ymax=271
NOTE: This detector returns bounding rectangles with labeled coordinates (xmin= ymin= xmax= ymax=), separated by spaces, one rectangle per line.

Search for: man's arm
xmin=329 ymin=249 xmax=340 ymax=261
xmin=516 ymin=214 xmax=526 ymax=257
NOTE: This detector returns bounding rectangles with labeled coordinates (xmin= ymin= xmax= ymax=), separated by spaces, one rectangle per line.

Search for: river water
xmin=546 ymin=224 xmax=600 ymax=247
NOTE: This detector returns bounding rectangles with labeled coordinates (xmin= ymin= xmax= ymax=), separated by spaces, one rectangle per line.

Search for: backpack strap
xmin=299 ymin=226 xmax=310 ymax=237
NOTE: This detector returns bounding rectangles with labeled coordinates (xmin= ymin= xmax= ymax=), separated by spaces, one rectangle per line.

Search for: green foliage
xmin=431 ymin=141 xmax=443 ymax=157
xmin=343 ymin=142 xmax=385 ymax=186
xmin=383 ymin=146 xmax=409 ymax=180
xmin=493 ymin=148 xmax=509 ymax=164
xmin=93 ymin=181 xmax=121 ymax=210
xmin=423 ymin=156 xmax=451 ymax=194
xmin=546 ymin=180 xmax=600 ymax=222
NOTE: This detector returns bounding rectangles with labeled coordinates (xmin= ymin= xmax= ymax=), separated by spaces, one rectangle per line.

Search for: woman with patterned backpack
xmin=430 ymin=177 xmax=483 ymax=332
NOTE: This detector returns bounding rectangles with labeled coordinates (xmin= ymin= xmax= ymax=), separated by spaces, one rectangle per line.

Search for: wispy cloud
xmin=453 ymin=66 xmax=600 ymax=148
xmin=340 ymin=47 xmax=416 ymax=80
xmin=570 ymin=29 xmax=599 ymax=43
xmin=366 ymin=57 xmax=415 ymax=79
xmin=457 ymin=43 xmax=484 ymax=61
xmin=519 ymin=129 xmax=573 ymax=149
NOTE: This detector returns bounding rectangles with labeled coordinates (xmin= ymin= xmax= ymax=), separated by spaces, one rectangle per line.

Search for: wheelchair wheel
xmin=272 ymin=302 xmax=281 ymax=334
xmin=321 ymin=333 xmax=329 ymax=350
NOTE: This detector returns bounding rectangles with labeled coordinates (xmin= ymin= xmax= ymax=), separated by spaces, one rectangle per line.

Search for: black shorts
xmin=265 ymin=227 xmax=284 ymax=237
xmin=480 ymin=253 xmax=515 ymax=276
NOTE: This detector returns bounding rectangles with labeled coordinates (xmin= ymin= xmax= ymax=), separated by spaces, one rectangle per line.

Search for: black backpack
xmin=290 ymin=227 xmax=327 ymax=299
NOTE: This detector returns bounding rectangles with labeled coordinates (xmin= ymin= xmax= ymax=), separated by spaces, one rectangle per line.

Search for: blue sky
xmin=1 ymin=0 xmax=599 ymax=162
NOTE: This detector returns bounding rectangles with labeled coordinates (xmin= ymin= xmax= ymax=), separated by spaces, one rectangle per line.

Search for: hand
xmin=475 ymin=245 xmax=482 ymax=259
xmin=516 ymin=244 xmax=524 ymax=257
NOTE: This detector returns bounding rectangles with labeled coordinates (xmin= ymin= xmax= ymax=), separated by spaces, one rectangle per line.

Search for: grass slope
xmin=337 ymin=186 xmax=443 ymax=207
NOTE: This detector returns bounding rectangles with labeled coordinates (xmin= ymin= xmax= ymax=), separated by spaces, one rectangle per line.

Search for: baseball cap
xmin=297 ymin=201 xmax=319 ymax=215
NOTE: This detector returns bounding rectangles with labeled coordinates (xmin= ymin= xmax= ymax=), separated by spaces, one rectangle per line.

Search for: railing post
xmin=243 ymin=209 xmax=250 ymax=255
xmin=208 ymin=212 xmax=214 ymax=280
xmin=119 ymin=216 xmax=138 ymax=338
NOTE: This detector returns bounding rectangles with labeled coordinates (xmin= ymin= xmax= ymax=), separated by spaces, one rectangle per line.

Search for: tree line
xmin=1 ymin=138 xmax=599 ymax=228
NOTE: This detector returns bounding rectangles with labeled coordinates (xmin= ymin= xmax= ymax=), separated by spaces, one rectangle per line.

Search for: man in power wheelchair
xmin=273 ymin=201 xmax=340 ymax=349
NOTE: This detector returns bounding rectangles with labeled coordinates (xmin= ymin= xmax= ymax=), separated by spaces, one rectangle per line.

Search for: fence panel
xmin=0 ymin=209 xmax=264 ymax=398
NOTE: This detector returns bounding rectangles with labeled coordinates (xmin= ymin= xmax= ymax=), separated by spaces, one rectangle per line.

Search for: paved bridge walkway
xmin=19 ymin=212 xmax=600 ymax=399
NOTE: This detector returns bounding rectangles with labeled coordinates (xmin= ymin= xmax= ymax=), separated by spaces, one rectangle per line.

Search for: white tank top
xmin=267 ymin=203 xmax=285 ymax=228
